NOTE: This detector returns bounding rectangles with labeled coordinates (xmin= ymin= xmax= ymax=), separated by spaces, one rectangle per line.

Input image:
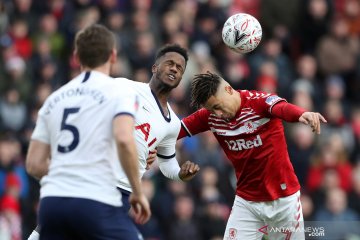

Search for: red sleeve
xmin=177 ymin=108 xmax=211 ymax=140
xmin=271 ymin=101 xmax=306 ymax=122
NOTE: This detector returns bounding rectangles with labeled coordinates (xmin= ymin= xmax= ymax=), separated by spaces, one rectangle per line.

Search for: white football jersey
xmin=115 ymin=79 xmax=181 ymax=191
xmin=31 ymin=71 xmax=138 ymax=206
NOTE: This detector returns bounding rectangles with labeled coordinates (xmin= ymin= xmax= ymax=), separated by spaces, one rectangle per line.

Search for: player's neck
xmin=149 ymin=81 xmax=170 ymax=115
xmin=81 ymin=63 xmax=111 ymax=76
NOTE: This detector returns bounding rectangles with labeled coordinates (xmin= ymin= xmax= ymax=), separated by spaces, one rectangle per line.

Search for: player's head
xmin=74 ymin=24 xmax=117 ymax=69
xmin=191 ymin=71 xmax=241 ymax=120
xmin=151 ymin=44 xmax=188 ymax=89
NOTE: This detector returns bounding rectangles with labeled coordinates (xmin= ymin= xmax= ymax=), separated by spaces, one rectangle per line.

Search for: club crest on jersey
xmin=229 ymin=228 xmax=237 ymax=239
xmin=244 ymin=121 xmax=255 ymax=133
xmin=265 ymin=95 xmax=281 ymax=105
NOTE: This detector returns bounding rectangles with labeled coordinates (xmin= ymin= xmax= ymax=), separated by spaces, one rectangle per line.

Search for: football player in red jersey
xmin=178 ymin=71 xmax=327 ymax=240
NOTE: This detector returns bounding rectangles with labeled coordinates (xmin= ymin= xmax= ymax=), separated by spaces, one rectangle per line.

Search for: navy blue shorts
xmin=118 ymin=188 xmax=131 ymax=213
xmin=38 ymin=196 xmax=143 ymax=240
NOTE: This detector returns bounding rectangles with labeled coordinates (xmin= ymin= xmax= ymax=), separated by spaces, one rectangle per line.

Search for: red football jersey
xmin=181 ymin=90 xmax=300 ymax=201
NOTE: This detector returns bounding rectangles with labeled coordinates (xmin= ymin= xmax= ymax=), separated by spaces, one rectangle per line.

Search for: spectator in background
xmin=260 ymin=0 xmax=300 ymax=56
xmin=0 ymin=88 xmax=27 ymax=133
xmin=324 ymin=75 xmax=352 ymax=118
xmin=306 ymin=141 xmax=353 ymax=208
xmin=9 ymin=0 xmax=37 ymax=33
xmin=288 ymin=124 xmax=316 ymax=186
xmin=127 ymin=31 xmax=156 ymax=72
xmin=150 ymin=179 xmax=188 ymax=238
xmin=248 ymin=38 xmax=293 ymax=98
xmin=198 ymin=197 xmax=228 ymax=240
xmin=316 ymin=15 xmax=360 ymax=78
xmin=320 ymin=99 xmax=355 ymax=153
xmin=348 ymin=164 xmax=360 ymax=215
xmin=0 ymin=135 xmax=28 ymax=199
xmin=314 ymin=188 xmax=360 ymax=239
xmin=343 ymin=0 xmax=360 ymax=36
xmin=291 ymin=54 xmax=323 ymax=108
xmin=291 ymin=76 xmax=316 ymax=112
xmin=136 ymin=178 xmax=163 ymax=240
xmin=33 ymin=14 xmax=66 ymax=59
xmin=255 ymin=60 xmax=278 ymax=93
xmin=351 ymin=107 xmax=360 ymax=163
xmin=168 ymin=194 xmax=201 ymax=240
xmin=3 ymin=55 xmax=32 ymax=102
xmin=9 ymin=18 xmax=32 ymax=60
xmin=0 ymin=174 xmax=22 ymax=240
xmin=298 ymin=0 xmax=333 ymax=54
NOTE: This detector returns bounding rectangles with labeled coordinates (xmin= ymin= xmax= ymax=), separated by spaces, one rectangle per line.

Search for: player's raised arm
xmin=271 ymin=101 xmax=327 ymax=134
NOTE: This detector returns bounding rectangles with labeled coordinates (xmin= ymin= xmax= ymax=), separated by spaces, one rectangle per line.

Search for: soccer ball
xmin=222 ymin=13 xmax=262 ymax=54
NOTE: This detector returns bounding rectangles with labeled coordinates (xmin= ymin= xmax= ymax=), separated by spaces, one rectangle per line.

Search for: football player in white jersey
xmin=27 ymin=44 xmax=200 ymax=240
xmin=25 ymin=24 xmax=150 ymax=240
xmin=115 ymin=44 xmax=200 ymax=213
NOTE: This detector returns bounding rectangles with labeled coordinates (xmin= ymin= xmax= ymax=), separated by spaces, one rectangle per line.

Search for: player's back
xmin=37 ymin=71 xmax=137 ymax=206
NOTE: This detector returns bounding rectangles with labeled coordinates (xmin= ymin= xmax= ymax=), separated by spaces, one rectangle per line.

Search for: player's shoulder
xmin=241 ymin=90 xmax=285 ymax=109
xmin=114 ymin=78 xmax=149 ymax=93
xmin=103 ymin=77 xmax=136 ymax=96
xmin=241 ymin=90 xmax=272 ymax=99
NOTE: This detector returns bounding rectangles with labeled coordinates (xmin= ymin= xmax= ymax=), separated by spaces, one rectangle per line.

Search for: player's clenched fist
xmin=178 ymin=160 xmax=200 ymax=181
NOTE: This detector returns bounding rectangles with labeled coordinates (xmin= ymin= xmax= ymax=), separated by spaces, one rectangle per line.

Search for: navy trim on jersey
xmin=114 ymin=112 xmax=134 ymax=118
xmin=150 ymin=89 xmax=171 ymax=122
xmin=157 ymin=153 xmax=176 ymax=159
xmin=82 ymin=71 xmax=91 ymax=83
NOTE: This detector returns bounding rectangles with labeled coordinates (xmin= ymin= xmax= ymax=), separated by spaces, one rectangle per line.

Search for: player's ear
xmin=225 ymin=85 xmax=233 ymax=95
xmin=109 ymin=48 xmax=117 ymax=64
xmin=151 ymin=64 xmax=157 ymax=73
xmin=73 ymin=49 xmax=80 ymax=66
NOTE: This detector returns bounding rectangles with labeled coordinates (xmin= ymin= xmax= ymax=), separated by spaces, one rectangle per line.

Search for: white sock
xmin=27 ymin=230 xmax=40 ymax=240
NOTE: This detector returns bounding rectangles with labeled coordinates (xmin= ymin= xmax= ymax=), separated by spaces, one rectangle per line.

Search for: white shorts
xmin=224 ymin=190 xmax=304 ymax=240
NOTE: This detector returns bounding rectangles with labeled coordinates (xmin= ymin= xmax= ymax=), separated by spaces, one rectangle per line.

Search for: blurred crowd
xmin=0 ymin=0 xmax=360 ymax=239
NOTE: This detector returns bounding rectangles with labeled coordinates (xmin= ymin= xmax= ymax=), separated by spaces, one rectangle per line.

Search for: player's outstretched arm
xmin=271 ymin=101 xmax=327 ymax=134
xmin=299 ymin=112 xmax=327 ymax=134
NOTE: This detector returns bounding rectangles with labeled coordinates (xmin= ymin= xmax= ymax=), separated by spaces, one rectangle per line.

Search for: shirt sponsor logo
xmin=224 ymin=135 xmax=263 ymax=151
xmin=265 ymin=95 xmax=281 ymax=105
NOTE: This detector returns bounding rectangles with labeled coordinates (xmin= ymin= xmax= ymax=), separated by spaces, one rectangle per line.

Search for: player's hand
xmin=146 ymin=149 xmax=157 ymax=170
xmin=129 ymin=192 xmax=151 ymax=224
xmin=299 ymin=112 xmax=327 ymax=134
xmin=178 ymin=160 xmax=200 ymax=181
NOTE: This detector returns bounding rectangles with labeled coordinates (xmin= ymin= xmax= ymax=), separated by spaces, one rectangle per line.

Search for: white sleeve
xmin=158 ymin=155 xmax=181 ymax=181
xmin=31 ymin=105 xmax=50 ymax=144
xmin=113 ymin=86 xmax=139 ymax=118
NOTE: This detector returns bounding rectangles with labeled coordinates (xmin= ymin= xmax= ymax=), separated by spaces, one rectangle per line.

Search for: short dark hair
xmin=191 ymin=71 xmax=222 ymax=109
xmin=75 ymin=24 xmax=116 ymax=68
xmin=155 ymin=44 xmax=189 ymax=64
